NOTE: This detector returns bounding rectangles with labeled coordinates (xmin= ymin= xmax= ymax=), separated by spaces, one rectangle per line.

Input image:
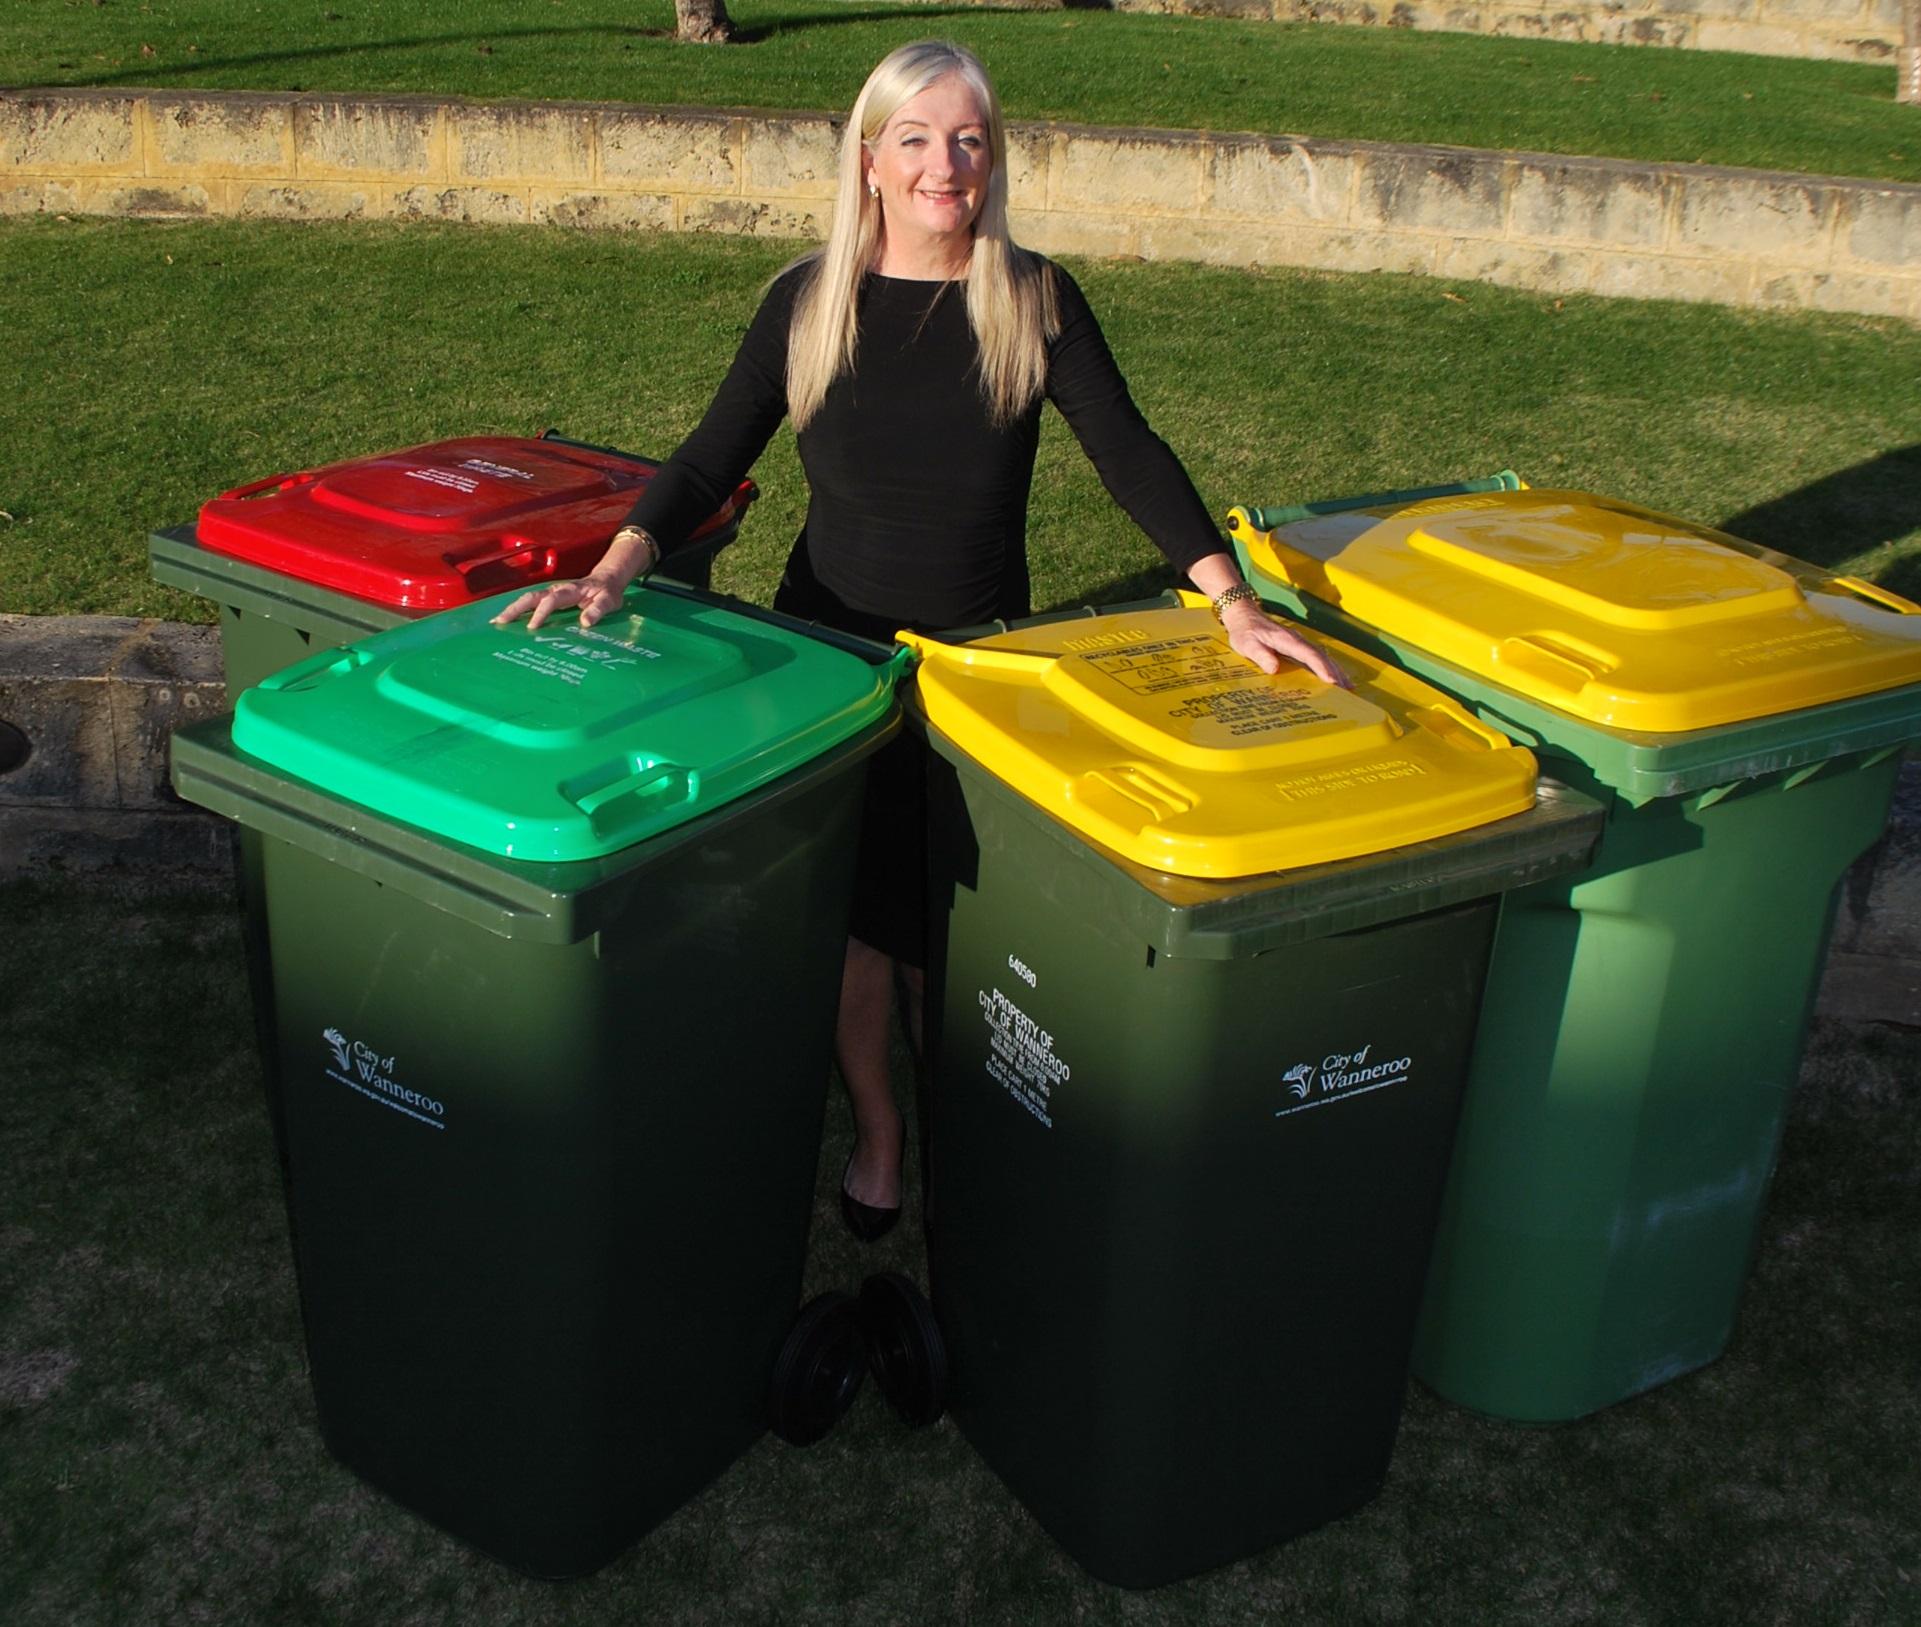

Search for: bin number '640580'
xmin=1007 ymin=954 xmax=1037 ymax=989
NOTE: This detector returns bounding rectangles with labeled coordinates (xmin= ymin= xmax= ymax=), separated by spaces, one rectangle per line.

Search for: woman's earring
xmin=868 ymin=183 xmax=879 ymax=199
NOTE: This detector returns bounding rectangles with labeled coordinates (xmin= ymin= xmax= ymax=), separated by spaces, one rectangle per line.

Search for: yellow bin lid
xmin=1232 ymin=489 xmax=1921 ymax=733
xmin=900 ymin=601 xmax=1540 ymax=879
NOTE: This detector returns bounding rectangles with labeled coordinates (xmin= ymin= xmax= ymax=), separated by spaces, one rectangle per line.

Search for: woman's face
xmin=864 ymin=74 xmax=991 ymax=261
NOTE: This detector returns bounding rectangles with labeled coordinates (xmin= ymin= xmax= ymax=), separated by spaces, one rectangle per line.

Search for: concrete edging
xmin=1 ymin=613 xmax=1917 ymax=1024
xmin=2 ymin=87 xmax=1917 ymax=322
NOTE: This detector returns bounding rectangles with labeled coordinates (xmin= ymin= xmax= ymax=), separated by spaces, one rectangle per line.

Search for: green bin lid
xmin=229 ymin=584 xmax=907 ymax=861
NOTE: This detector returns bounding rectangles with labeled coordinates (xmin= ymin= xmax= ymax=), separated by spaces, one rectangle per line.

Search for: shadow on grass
xmin=735 ymin=6 xmax=1057 ymax=42
xmin=1718 ymin=445 xmax=1921 ymax=601
xmin=64 ymin=9 xmax=1021 ymax=89
xmin=1037 ymin=563 xmax=1183 ymax=615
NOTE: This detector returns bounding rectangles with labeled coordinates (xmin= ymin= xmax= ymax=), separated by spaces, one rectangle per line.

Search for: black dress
xmin=622 ymin=259 xmax=1227 ymax=963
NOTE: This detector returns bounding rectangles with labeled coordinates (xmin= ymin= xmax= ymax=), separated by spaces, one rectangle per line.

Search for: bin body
xmin=903 ymin=603 xmax=1603 ymax=1586
xmin=1228 ymin=486 xmax=1921 ymax=1421
xmin=171 ymin=586 xmax=902 ymax=1576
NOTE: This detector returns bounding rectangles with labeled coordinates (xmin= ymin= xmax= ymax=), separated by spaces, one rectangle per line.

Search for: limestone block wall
xmin=1110 ymin=0 xmax=1902 ymax=65
xmin=3 ymin=89 xmax=1917 ymax=322
xmin=0 ymin=615 xmax=230 ymax=876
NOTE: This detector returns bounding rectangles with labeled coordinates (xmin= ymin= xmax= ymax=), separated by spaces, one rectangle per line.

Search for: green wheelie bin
xmin=897 ymin=597 xmax=1604 ymax=1588
xmin=171 ymin=580 xmax=909 ymax=1577
xmin=149 ymin=432 xmax=755 ymax=1161
xmin=1226 ymin=483 xmax=1921 ymax=1423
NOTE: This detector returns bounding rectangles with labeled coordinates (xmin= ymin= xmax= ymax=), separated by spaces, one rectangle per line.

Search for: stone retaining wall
xmin=0 ymin=615 xmax=230 ymax=876
xmin=4 ymin=89 xmax=1917 ymax=322
xmin=1109 ymin=0 xmax=1904 ymax=65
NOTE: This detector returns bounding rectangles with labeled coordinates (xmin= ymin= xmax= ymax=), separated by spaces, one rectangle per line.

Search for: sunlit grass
xmin=2 ymin=216 xmax=1915 ymax=620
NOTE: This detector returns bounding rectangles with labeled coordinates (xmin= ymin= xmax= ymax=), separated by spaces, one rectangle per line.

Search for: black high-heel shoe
xmin=839 ymin=1177 xmax=900 ymax=1243
xmin=839 ymin=1121 xmax=904 ymax=1243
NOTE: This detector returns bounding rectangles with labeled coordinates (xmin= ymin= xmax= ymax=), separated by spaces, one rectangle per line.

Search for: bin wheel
xmin=858 ymin=1272 xmax=947 ymax=1428
xmin=769 ymin=1290 xmax=867 ymax=1447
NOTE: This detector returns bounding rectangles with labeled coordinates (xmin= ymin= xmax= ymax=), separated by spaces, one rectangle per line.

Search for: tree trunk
xmin=675 ymin=0 xmax=737 ymax=43
xmin=1901 ymin=0 xmax=1920 ymax=105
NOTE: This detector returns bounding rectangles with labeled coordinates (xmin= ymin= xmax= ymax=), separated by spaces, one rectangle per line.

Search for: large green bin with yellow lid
xmin=169 ymin=579 xmax=909 ymax=1578
xmin=897 ymin=596 xmax=1603 ymax=1589
xmin=1225 ymin=484 xmax=1921 ymax=1425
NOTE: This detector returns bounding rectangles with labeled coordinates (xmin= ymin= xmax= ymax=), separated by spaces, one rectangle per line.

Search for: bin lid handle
xmin=1405 ymin=698 xmax=1514 ymax=755
xmin=895 ymin=632 xmax=1057 ymax=675
xmin=568 ymin=760 xmax=700 ymax=821
xmin=450 ymin=535 xmax=561 ymax=581
xmin=1831 ymin=575 xmax=1920 ymax=616
xmin=213 ymin=469 xmax=315 ymax=503
xmin=254 ymin=644 xmax=374 ymax=694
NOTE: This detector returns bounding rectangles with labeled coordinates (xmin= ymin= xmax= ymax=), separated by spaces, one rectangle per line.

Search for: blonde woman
xmin=498 ymin=40 xmax=1343 ymax=1240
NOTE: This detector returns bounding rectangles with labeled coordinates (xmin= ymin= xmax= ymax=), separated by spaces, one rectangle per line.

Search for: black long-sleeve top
xmin=624 ymin=259 xmax=1225 ymax=631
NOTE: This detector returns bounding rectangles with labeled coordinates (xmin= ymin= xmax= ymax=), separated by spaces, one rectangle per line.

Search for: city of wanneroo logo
xmin=321 ymin=1027 xmax=447 ymax=1130
xmin=1274 ymin=1043 xmax=1413 ymax=1119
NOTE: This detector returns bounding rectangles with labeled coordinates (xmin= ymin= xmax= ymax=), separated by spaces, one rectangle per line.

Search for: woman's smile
xmin=865 ymin=73 xmax=990 ymax=276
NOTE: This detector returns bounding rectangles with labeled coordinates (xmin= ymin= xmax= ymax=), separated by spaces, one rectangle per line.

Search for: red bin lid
xmin=196 ymin=435 xmax=754 ymax=610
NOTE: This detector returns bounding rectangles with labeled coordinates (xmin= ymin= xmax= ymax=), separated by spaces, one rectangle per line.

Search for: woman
xmin=496 ymin=40 xmax=1344 ymax=1240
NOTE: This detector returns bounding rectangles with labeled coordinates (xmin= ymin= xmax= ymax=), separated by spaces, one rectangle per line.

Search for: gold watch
xmin=1210 ymin=582 xmax=1259 ymax=621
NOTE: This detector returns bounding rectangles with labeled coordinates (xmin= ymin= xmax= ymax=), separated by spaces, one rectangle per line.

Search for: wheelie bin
xmin=897 ymin=596 xmax=1604 ymax=1588
xmin=170 ymin=580 xmax=910 ymax=1577
xmin=151 ymin=430 xmax=757 ymax=694
xmin=148 ymin=432 xmax=755 ymax=1153
xmin=1225 ymin=483 xmax=1921 ymax=1423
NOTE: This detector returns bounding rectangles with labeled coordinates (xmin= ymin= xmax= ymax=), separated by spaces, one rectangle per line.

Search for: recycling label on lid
xmin=900 ymin=603 xmax=1540 ymax=879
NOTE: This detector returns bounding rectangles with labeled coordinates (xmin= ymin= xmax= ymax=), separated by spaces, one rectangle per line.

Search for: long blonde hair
xmin=784 ymin=40 xmax=1059 ymax=430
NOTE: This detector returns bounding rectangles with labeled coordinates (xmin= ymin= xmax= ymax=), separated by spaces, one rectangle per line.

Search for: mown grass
xmin=2 ymin=215 xmax=1916 ymax=621
xmin=1 ymin=875 xmax=1916 ymax=1625
xmin=1 ymin=0 xmax=1916 ymax=182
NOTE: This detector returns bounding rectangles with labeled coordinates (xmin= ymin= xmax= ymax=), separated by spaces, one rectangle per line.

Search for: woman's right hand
xmin=492 ymin=573 xmax=627 ymax=632
xmin=492 ymin=526 xmax=662 ymax=632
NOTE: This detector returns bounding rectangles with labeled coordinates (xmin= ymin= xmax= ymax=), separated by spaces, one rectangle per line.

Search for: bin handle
xmin=896 ymin=634 xmax=1058 ymax=676
xmin=1227 ymin=472 xmax=1525 ymax=533
xmin=451 ymin=534 xmax=561 ymax=582
xmin=213 ymin=469 xmax=315 ymax=503
xmin=1830 ymin=575 xmax=1920 ymax=615
xmin=687 ymin=479 xmax=760 ymax=541
xmin=570 ymin=760 xmax=699 ymax=821
xmin=1223 ymin=506 xmax=1300 ymax=590
xmin=253 ymin=644 xmax=374 ymax=694
xmin=1407 ymin=698 xmax=1515 ymax=755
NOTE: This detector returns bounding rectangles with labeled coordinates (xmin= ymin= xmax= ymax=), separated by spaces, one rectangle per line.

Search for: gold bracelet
xmin=611 ymin=524 xmax=662 ymax=573
xmin=1210 ymin=582 xmax=1259 ymax=621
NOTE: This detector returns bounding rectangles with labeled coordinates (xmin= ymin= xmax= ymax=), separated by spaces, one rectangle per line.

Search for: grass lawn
xmin=1 ymin=0 xmax=1916 ymax=183
xmin=0 ymin=876 xmax=1916 ymax=1624
xmin=2 ymin=216 xmax=1917 ymax=621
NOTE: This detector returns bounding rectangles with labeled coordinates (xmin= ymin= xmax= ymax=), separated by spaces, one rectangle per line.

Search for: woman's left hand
xmin=1219 ymin=597 xmax=1353 ymax=690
